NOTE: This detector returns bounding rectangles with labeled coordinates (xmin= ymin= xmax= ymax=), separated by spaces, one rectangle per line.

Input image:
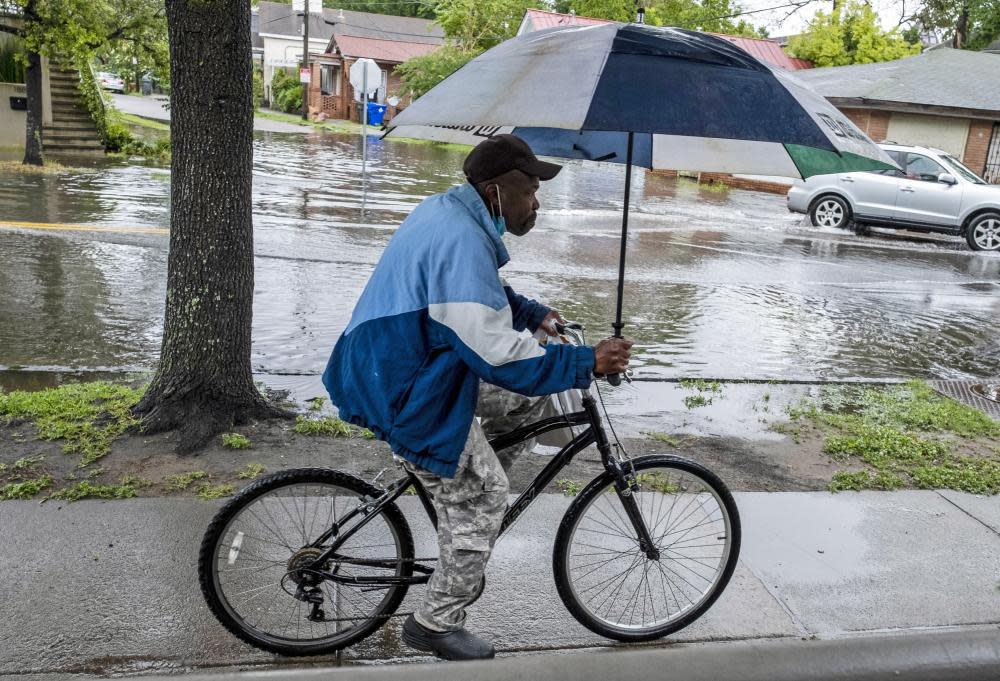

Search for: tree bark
xmin=23 ymin=51 xmax=44 ymax=167
xmin=953 ymin=6 xmax=968 ymax=48
xmin=134 ymin=0 xmax=290 ymax=453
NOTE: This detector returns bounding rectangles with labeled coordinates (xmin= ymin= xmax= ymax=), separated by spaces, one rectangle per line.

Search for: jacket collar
xmin=449 ymin=182 xmax=510 ymax=268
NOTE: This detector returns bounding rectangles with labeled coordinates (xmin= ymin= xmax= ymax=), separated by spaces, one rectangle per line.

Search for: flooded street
xmin=2 ymin=129 xmax=999 ymax=396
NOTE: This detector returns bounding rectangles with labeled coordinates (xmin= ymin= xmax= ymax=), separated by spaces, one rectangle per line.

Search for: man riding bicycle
xmin=323 ymin=134 xmax=632 ymax=661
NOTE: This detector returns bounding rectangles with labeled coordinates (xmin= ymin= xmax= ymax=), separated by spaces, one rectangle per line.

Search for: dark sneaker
xmin=401 ymin=614 xmax=496 ymax=660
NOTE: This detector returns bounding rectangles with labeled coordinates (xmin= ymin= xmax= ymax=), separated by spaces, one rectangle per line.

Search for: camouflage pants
xmin=402 ymin=383 xmax=548 ymax=632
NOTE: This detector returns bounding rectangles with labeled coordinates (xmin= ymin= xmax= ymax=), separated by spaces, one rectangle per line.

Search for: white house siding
xmin=261 ymin=34 xmax=329 ymax=103
xmin=887 ymin=113 xmax=971 ymax=159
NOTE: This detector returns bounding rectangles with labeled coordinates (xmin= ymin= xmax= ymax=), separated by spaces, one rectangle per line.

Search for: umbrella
xmin=385 ymin=23 xmax=896 ymax=383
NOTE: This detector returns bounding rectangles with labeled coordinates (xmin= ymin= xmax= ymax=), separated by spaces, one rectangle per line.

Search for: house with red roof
xmin=517 ymin=9 xmax=812 ymax=71
xmin=298 ymin=8 xmax=444 ymax=122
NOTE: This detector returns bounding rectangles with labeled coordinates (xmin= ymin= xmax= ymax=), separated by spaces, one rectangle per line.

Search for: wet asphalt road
xmin=0 ymin=129 xmax=998 ymax=407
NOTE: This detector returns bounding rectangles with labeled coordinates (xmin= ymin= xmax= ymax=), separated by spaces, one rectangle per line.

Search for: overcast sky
xmin=740 ymin=0 xmax=911 ymax=37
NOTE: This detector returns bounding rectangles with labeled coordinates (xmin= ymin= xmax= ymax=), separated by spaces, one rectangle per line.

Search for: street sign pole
xmin=349 ymin=58 xmax=381 ymax=216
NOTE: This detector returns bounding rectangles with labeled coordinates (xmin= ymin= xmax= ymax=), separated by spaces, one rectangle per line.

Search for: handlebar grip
xmin=554 ymin=322 xmax=566 ymax=335
xmin=607 ymin=372 xmax=622 ymax=386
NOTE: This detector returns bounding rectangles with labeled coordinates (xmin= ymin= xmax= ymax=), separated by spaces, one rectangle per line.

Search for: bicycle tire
xmin=552 ymin=455 xmax=741 ymax=642
xmin=198 ymin=467 xmax=414 ymax=656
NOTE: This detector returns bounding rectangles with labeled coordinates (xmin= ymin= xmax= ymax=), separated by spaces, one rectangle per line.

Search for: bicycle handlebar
xmin=552 ymin=321 xmax=630 ymax=386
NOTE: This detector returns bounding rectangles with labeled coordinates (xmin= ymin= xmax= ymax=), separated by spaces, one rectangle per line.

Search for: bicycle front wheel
xmin=553 ymin=455 xmax=740 ymax=641
xmin=198 ymin=468 xmax=414 ymax=656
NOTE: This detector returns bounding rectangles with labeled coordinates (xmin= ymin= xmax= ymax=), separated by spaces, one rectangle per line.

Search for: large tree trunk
xmin=134 ymin=0 xmax=289 ymax=453
xmin=953 ymin=6 xmax=968 ymax=48
xmin=23 ymin=51 xmax=44 ymax=167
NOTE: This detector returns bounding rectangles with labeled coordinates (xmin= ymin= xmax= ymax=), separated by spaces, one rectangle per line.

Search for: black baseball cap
xmin=463 ymin=134 xmax=562 ymax=184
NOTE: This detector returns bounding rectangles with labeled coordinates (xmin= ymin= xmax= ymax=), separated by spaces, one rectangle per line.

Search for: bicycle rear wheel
xmin=553 ymin=455 xmax=740 ymax=641
xmin=198 ymin=468 xmax=414 ymax=656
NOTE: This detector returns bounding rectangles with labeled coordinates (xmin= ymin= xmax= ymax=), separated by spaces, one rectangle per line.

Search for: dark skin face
xmin=476 ymin=170 xmax=541 ymax=236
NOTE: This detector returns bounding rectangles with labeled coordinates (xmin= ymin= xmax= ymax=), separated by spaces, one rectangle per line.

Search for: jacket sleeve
xmin=427 ymin=240 xmax=593 ymax=396
xmin=502 ymin=280 xmax=550 ymax=332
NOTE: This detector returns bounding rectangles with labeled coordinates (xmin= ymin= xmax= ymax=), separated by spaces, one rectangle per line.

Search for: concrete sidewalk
xmin=2 ymin=490 xmax=999 ymax=677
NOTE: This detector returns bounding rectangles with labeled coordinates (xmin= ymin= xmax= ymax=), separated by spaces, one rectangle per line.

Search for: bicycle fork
xmin=585 ymin=394 xmax=661 ymax=561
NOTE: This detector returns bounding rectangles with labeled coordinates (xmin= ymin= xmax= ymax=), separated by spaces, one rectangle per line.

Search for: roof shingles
xmin=792 ymin=48 xmax=1000 ymax=114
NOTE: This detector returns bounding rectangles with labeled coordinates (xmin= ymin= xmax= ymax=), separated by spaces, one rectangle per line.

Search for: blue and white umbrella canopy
xmin=386 ymin=23 xmax=895 ymax=178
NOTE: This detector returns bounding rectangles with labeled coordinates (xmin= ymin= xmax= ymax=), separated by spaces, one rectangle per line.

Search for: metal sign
xmin=349 ymin=58 xmax=381 ymax=95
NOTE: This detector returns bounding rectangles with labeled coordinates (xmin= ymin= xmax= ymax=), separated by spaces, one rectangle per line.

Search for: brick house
xmin=306 ymin=10 xmax=443 ymax=123
xmin=794 ymin=48 xmax=1000 ymax=183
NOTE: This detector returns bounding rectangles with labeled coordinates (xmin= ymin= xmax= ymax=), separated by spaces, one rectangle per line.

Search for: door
xmin=892 ymin=152 xmax=964 ymax=228
xmin=839 ymin=149 xmax=904 ymax=221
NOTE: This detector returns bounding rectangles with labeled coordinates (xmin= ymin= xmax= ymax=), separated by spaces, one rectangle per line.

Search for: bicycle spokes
xmin=210 ymin=482 xmax=406 ymax=644
xmin=561 ymin=463 xmax=734 ymax=632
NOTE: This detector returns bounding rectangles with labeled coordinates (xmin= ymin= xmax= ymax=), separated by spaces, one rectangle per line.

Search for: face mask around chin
xmin=492 ymin=215 xmax=507 ymax=237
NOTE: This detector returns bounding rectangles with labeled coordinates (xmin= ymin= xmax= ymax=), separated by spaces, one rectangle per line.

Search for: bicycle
xmin=198 ymin=323 xmax=741 ymax=656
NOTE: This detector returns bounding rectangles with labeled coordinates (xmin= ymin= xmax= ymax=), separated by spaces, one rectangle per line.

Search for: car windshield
xmin=939 ymin=155 xmax=986 ymax=184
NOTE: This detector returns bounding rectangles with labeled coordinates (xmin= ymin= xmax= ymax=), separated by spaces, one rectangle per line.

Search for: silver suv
xmin=787 ymin=143 xmax=1000 ymax=251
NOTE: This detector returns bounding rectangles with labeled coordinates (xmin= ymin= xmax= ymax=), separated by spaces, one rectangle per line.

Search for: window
xmin=320 ymin=64 xmax=341 ymax=96
xmin=903 ymin=153 xmax=946 ymax=182
xmin=869 ymin=149 xmax=905 ymax=178
xmin=940 ymin=154 xmax=986 ymax=184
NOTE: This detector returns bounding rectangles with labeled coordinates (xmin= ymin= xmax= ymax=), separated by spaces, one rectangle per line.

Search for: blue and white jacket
xmin=323 ymin=182 xmax=595 ymax=478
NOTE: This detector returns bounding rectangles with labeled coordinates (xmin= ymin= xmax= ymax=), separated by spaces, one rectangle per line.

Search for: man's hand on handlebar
xmin=539 ymin=310 xmax=566 ymax=337
xmin=593 ymin=337 xmax=633 ymax=376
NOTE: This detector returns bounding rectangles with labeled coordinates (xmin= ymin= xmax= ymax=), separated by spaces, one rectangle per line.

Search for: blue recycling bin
xmin=365 ymin=102 xmax=387 ymax=126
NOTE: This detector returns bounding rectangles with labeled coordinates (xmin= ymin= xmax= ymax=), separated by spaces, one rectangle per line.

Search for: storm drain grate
xmin=929 ymin=380 xmax=1000 ymax=419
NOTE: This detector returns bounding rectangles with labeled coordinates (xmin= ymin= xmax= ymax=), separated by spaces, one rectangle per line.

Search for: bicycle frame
xmin=302 ymin=388 xmax=660 ymax=588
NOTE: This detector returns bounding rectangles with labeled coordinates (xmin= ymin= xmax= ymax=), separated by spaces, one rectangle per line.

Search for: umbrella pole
xmin=607 ymin=132 xmax=634 ymax=387
xmin=612 ymin=131 xmax=634 ymax=340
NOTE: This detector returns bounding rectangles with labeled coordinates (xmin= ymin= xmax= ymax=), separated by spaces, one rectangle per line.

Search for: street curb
xmin=142 ymin=628 xmax=1000 ymax=681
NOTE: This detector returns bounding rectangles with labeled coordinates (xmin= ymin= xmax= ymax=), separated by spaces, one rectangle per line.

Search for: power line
xmin=703 ymin=0 xmax=823 ymax=22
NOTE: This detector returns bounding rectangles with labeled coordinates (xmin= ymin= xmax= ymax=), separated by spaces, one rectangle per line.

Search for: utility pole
xmin=301 ymin=0 xmax=309 ymax=121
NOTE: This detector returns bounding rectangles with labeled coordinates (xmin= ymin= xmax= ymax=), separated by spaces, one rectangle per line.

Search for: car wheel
xmin=966 ymin=212 xmax=1000 ymax=252
xmin=810 ymin=195 xmax=851 ymax=230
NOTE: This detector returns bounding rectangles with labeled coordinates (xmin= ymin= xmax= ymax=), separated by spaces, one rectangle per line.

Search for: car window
xmin=940 ymin=155 xmax=986 ymax=184
xmin=869 ymin=149 xmax=905 ymax=177
xmin=903 ymin=153 xmax=946 ymax=182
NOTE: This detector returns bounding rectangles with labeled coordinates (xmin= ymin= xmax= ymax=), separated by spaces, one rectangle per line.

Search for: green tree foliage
xmin=0 ymin=34 xmax=25 ymax=82
xmin=788 ymin=0 xmax=921 ymax=66
xmin=396 ymin=43 xmax=480 ymax=97
xmin=3 ymin=0 xmax=165 ymax=66
xmin=252 ymin=63 xmax=264 ymax=108
xmin=912 ymin=0 xmax=1000 ymax=49
xmin=394 ymin=0 xmax=533 ymax=97
xmin=565 ymin=0 xmax=765 ymax=35
xmin=271 ymin=68 xmax=302 ymax=113
xmin=433 ymin=0 xmax=539 ymax=50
